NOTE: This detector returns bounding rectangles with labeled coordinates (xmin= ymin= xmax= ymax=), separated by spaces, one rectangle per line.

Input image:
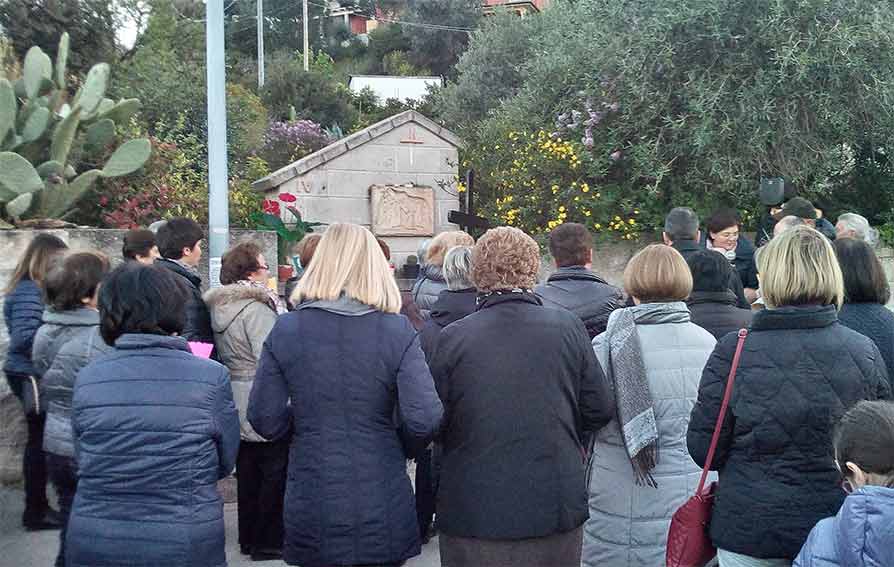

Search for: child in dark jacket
xmin=795 ymin=400 xmax=894 ymax=566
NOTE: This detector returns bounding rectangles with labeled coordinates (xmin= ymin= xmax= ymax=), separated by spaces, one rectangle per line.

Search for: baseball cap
xmin=773 ymin=197 xmax=818 ymax=221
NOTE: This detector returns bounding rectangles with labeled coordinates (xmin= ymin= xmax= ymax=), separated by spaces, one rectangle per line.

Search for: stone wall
xmin=0 ymin=229 xmax=276 ymax=484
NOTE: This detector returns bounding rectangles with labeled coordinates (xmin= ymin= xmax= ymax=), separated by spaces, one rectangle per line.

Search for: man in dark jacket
xmin=685 ymin=250 xmax=753 ymax=339
xmin=535 ymin=223 xmax=624 ymax=337
xmin=154 ymin=218 xmax=214 ymax=345
xmin=664 ymin=207 xmax=750 ymax=309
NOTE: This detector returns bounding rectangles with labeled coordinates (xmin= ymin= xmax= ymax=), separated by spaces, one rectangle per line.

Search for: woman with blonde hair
xmin=248 ymin=223 xmax=443 ymax=567
xmin=431 ymin=226 xmax=613 ymax=567
xmin=582 ymin=244 xmax=717 ymax=567
xmin=688 ymin=226 xmax=892 ymax=566
xmin=412 ymin=230 xmax=474 ymax=316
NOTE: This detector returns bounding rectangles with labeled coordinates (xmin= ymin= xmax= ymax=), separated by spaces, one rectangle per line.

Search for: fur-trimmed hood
xmin=204 ymin=284 xmax=273 ymax=333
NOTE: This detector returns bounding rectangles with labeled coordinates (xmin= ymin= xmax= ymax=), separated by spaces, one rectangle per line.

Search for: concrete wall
xmin=0 ymin=229 xmax=276 ymax=484
xmin=267 ymin=120 xmax=462 ymax=268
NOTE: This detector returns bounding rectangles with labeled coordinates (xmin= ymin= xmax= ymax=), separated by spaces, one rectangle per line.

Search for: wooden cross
xmin=400 ymin=125 xmax=425 ymax=145
xmin=449 ymin=169 xmax=490 ymax=234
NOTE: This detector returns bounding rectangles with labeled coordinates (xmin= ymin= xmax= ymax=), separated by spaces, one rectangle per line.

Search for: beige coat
xmin=205 ymin=284 xmax=278 ymax=442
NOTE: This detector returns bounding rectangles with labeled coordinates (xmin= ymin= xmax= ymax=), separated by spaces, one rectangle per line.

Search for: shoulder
xmin=9 ymin=280 xmax=42 ymax=304
xmin=204 ymin=284 xmax=269 ymax=308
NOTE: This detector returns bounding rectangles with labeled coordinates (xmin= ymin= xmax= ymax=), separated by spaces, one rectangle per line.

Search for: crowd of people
xmin=3 ymin=198 xmax=894 ymax=567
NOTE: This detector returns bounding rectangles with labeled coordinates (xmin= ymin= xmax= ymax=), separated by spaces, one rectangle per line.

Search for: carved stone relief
xmin=370 ymin=185 xmax=435 ymax=237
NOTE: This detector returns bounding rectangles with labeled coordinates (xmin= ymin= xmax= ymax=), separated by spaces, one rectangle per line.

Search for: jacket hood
xmin=156 ymin=258 xmax=202 ymax=288
xmin=297 ymin=295 xmax=377 ymax=317
xmin=204 ymin=284 xmax=272 ymax=333
xmin=687 ymin=290 xmax=739 ymax=307
xmin=547 ymin=266 xmax=610 ymax=285
xmin=419 ymin=263 xmax=445 ymax=283
xmin=836 ymin=486 xmax=894 ymax=566
xmin=42 ymin=307 xmax=100 ymax=327
xmin=752 ymin=304 xmax=838 ymax=331
xmin=430 ymin=289 xmax=478 ymax=328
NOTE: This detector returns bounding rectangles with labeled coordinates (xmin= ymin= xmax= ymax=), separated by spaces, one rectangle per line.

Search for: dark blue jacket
xmin=794 ymin=486 xmax=894 ymax=566
xmin=248 ymin=305 xmax=443 ymax=567
xmin=3 ymin=278 xmax=45 ymax=375
xmin=67 ymin=334 xmax=240 ymax=567
xmin=688 ymin=306 xmax=892 ymax=559
xmin=838 ymin=302 xmax=894 ymax=391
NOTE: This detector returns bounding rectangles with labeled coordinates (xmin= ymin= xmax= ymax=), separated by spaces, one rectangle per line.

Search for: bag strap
xmin=695 ymin=328 xmax=748 ymax=493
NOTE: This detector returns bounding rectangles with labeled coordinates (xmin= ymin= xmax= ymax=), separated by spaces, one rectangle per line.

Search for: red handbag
xmin=666 ymin=328 xmax=748 ymax=567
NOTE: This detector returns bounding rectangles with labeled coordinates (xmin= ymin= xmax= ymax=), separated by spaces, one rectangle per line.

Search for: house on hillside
xmin=483 ymin=0 xmax=549 ymax=15
xmin=349 ymin=75 xmax=444 ymax=104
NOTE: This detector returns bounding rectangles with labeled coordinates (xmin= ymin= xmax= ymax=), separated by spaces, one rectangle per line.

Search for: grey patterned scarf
xmin=602 ymin=301 xmax=691 ymax=487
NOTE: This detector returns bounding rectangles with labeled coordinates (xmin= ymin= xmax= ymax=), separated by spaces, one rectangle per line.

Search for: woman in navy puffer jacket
xmin=3 ymin=233 xmax=67 ymax=530
xmin=66 ymin=263 xmax=240 ymax=567
xmin=794 ymin=401 xmax=894 ymax=566
xmin=249 ymin=223 xmax=443 ymax=567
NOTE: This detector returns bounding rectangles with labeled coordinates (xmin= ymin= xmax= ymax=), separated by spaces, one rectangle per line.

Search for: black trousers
xmin=236 ymin=439 xmax=289 ymax=552
xmin=47 ymin=453 xmax=77 ymax=567
xmin=415 ymin=447 xmax=436 ymax=540
xmin=5 ymin=372 xmax=50 ymax=521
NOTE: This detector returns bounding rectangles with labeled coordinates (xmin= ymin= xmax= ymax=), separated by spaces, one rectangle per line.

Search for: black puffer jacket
xmin=687 ymin=291 xmax=753 ymax=340
xmin=535 ymin=266 xmax=624 ymax=337
xmin=155 ymin=259 xmax=214 ymax=344
xmin=674 ymin=240 xmax=750 ymax=309
xmin=687 ymin=305 xmax=892 ymax=559
xmin=418 ymin=288 xmax=477 ymax=362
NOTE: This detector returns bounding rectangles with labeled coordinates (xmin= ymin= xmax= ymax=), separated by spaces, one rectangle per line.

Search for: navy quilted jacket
xmin=688 ymin=305 xmax=892 ymax=559
xmin=66 ymin=334 xmax=240 ymax=567
xmin=838 ymin=302 xmax=894 ymax=391
xmin=248 ymin=306 xmax=443 ymax=567
xmin=3 ymin=278 xmax=45 ymax=375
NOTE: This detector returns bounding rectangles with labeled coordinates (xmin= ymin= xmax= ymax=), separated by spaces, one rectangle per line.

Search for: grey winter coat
xmin=205 ymin=284 xmax=278 ymax=443
xmin=412 ymin=264 xmax=447 ymax=316
xmin=582 ymin=303 xmax=716 ymax=567
xmin=32 ymin=308 xmax=112 ymax=458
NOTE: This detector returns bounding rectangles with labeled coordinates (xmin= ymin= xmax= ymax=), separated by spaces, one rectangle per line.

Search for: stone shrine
xmin=252 ymin=111 xmax=463 ymax=269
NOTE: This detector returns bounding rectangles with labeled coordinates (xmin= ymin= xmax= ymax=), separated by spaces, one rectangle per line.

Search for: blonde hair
xmin=624 ymin=244 xmax=693 ymax=303
xmin=292 ymin=223 xmax=401 ymax=313
xmin=471 ymin=227 xmax=539 ymax=292
xmin=426 ymin=231 xmax=474 ymax=267
xmin=757 ymin=225 xmax=844 ymax=309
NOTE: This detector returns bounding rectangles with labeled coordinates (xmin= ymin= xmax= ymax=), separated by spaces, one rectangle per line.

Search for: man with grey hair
xmin=663 ymin=207 xmax=749 ymax=308
xmin=773 ymin=215 xmax=805 ymax=238
xmin=415 ymin=245 xmax=476 ymax=544
xmin=836 ymin=212 xmax=878 ymax=246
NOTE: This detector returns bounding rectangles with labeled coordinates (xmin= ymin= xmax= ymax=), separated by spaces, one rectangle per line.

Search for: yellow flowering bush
xmin=468 ymin=129 xmax=643 ymax=239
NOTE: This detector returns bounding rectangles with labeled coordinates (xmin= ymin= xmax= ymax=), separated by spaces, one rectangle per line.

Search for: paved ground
xmin=0 ymin=486 xmax=441 ymax=567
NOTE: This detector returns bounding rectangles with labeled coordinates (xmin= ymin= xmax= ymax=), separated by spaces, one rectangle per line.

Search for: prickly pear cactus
xmin=0 ymin=32 xmax=151 ymax=224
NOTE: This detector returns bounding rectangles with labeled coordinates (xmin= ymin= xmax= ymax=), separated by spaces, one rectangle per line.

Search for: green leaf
xmin=100 ymin=99 xmax=141 ymax=125
xmin=23 ymin=47 xmax=52 ymax=99
xmin=101 ymin=138 xmax=151 ymax=177
xmin=36 ymin=160 xmax=65 ymax=179
xmin=0 ymin=79 xmax=16 ymax=145
xmin=72 ymin=63 xmax=109 ymax=115
xmin=6 ymin=192 xmax=33 ymax=219
xmin=86 ymin=119 xmax=116 ymax=152
xmin=50 ymin=107 xmax=81 ymax=164
xmin=0 ymin=152 xmax=44 ymax=201
xmin=21 ymin=107 xmax=51 ymax=143
xmin=55 ymin=33 xmax=69 ymax=89
xmin=39 ymin=170 xmax=101 ymax=218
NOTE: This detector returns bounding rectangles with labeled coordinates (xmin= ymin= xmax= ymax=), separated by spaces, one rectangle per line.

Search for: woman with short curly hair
xmin=430 ymin=226 xmax=614 ymax=567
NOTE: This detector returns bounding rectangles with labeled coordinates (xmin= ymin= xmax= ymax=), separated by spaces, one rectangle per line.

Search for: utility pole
xmin=206 ymin=0 xmax=229 ymax=287
xmin=303 ymin=0 xmax=310 ymax=71
xmin=257 ymin=0 xmax=265 ymax=88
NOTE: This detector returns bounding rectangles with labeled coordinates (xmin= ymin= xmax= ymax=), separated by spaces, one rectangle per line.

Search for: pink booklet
xmin=188 ymin=342 xmax=214 ymax=359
